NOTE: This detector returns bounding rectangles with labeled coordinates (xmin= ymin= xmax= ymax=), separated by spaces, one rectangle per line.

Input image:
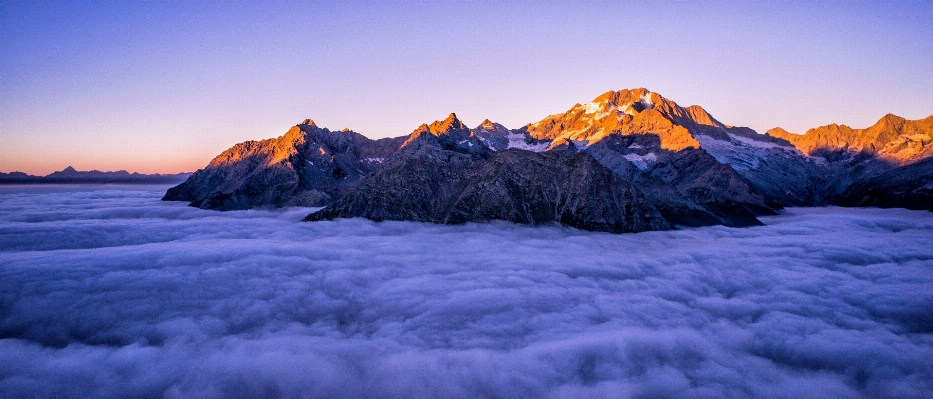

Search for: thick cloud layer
xmin=2 ymin=185 xmax=932 ymax=398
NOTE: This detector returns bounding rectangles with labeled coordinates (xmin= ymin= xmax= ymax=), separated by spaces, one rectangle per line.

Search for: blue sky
xmin=2 ymin=0 xmax=931 ymax=174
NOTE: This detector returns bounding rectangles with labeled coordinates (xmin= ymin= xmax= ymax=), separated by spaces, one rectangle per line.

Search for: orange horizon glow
xmin=3 ymin=2 xmax=931 ymax=177
xmin=0 ymin=154 xmax=206 ymax=176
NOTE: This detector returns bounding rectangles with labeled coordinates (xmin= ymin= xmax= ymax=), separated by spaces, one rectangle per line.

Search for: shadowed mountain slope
xmin=308 ymin=144 xmax=673 ymax=233
xmin=518 ymin=89 xmax=816 ymax=209
xmin=163 ymin=120 xmax=404 ymax=210
xmin=304 ymin=113 xmax=762 ymax=231
xmin=837 ymin=157 xmax=933 ymax=211
xmin=303 ymin=114 xmax=488 ymax=222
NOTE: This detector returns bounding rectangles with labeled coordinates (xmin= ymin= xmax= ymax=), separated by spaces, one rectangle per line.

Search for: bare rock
xmin=838 ymin=157 xmax=933 ymax=211
xmin=163 ymin=121 xmax=405 ymax=210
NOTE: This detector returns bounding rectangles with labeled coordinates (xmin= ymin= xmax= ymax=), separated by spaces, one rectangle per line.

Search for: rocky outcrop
xmin=691 ymin=130 xmax=830 ymax=207
xmin=163 ymin=120 xmax=404 ymax=210
xmin=837 ymin=157 xmax=933 ymax=211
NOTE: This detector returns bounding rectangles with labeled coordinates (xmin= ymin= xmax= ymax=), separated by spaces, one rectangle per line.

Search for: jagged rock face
xmin=837 ymin=157 xmax=933 ymax=211
xmin=168 ymin=93 xmax=783 ymax=229
xmin=760 ymin=114 xmax=933 ymax=205
xmin=522 ymin=88 xmax=705 ymax=151
xmin=304 ymin=114 xmax=488 ymax=222
xmin=767 ymin=115 xmax=933 ymax=166
xmin=645 ymin=103 xmax=921 ymax=208
xmin=443 ymin=150 xmax=671 ymax=233
xmin=471 ymin=119 xmax=550 ymax=152
xmin=167 ymin=88 xmax=932 ymax=233
xmin=648 ymin=148 xmax=772 ymax=215
xmin=163 ymin=121 xmax=404 ymax=210
xmin=313 ymin=149 xmax=480 ymax=220
xmin=692 ymin=131 xmax=830 ymax=206
xmin=308 ymin=147 xmax=672 ymax=233
xmin=518 ymin=88 xmax=835 ymax=209
xmin=403 ymin=113 xmax=492 ymax=158
xmin=584 ymin=134 xmax=768 ymax=227
xmin=306 ymin=112 xmax=763 ymax=232
xmin=470 ymin=119 xmax=511 ymax=150
xmin=810 ymin=149 xmax=896 ymax=204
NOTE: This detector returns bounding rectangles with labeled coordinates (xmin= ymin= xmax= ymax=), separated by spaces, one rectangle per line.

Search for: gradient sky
xmin=2 ymin=1 xmax=931 ymax=175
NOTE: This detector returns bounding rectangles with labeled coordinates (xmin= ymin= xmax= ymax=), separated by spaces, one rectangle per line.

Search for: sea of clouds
xmin=1 ymin=185 xmax=932 ymax=398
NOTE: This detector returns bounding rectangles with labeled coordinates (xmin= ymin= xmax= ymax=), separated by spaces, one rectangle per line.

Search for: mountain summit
xmin=522 ymin=88 xmax=713 ymax=151
xmin=429 ymin=113 xmax=468 ymax=135
xmin=164 ymin=89 xmax=933 ymax=231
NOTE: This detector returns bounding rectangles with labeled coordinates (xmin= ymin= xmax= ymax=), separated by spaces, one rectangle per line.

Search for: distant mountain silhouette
xmin=0 ymin=167 xmax=191 ymax=184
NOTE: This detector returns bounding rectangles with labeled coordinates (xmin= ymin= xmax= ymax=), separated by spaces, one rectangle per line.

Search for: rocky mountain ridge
xmin=163 ymin=88 xmax=933 ymax=232
xmin=767 ymin=114 xmax=933 ymax=166
xmin=305 ymin=115 xmax=678 ymax=233
xmin=163 ymin=121 xmax=404 ymax=210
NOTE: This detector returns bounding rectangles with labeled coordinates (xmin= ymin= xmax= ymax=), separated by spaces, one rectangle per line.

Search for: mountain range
xmin=163 ymin=88 xmax=933 ymax=232
xmin=1 ymin=167 xmax=191 ymax=185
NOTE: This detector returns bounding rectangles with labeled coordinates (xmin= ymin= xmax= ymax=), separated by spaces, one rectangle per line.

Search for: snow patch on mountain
xmin=640 ymin=92 xmax=654 ymax=109
xmin=580 ymin=101 xmax=616 ymax=120
xmin=695 ymin=134 xmax=805 ymax=171
xmin=506 ymin=133 xmax=549 ymax=152
xmin=696 ymin=135 xmax=761 ymax=170
xmin=728 ymin=133 xmax=795 ymax=150
xmin=623 ymin=152 xmax=657 ymax=170
xmin=618 ymin=103 xmax=638 ymax=116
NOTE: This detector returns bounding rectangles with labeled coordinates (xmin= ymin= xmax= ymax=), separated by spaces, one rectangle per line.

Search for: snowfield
xmin=1 ymin=185 xmax=932 ymax=398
